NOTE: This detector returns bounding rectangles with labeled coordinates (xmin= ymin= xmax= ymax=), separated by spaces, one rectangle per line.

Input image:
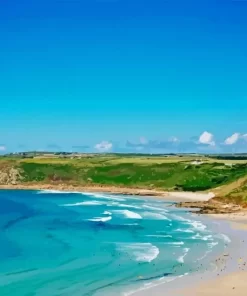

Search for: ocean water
xmin=0 ymin=190 xmax=228 ymax=296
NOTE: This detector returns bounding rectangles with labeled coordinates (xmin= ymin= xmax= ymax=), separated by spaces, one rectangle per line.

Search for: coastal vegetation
xmin=0 ymin=154 xmax=247 ymax=204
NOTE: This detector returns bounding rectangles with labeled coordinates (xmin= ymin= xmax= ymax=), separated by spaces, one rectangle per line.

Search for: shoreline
xmin=2 ymin=185 xmax=247 ymax=295
xmin=171 ymin=214 xmax=247 ymax=296
xmin=132 ymin=213 xmax=247 ymax=296
xmin=1 ymin=183 xmax=244 ymax=214
xmin=0 ymin=183 xmax=215 ymax=202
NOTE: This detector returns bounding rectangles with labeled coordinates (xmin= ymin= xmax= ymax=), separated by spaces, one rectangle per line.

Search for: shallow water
xmin=0 ymin=190 xmax=227 ymax=295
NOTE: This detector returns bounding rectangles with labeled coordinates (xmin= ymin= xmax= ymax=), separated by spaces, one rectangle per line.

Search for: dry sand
xmin=0 ymin=184 xmax=215 ymax=202
xmin=208 ymin=211 xmax=247 ymax=224
xmin=175 ymin=272 xmax=247 ymax=296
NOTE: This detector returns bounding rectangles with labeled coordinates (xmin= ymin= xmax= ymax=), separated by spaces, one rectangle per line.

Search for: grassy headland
xmin=0 ymin=153 xmax=247 ymax=205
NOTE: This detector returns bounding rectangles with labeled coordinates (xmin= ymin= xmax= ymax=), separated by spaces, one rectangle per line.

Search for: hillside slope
xmin=213 ymin=176 xmax=247 ymax=205
xmin=0 ymin=156 xmax=246 ymax=204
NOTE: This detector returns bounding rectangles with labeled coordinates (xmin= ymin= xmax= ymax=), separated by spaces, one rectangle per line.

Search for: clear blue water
xmin=0 ymin=190 xmax=228 ymax=295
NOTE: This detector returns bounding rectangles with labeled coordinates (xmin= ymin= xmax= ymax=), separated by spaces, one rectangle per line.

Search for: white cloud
xmin=95 ymin=141 xmax=113 ymax=152
xmin=169 ymin=136 xmax=179 ymax=143
xmin=224 ymin=133 xmax=241 ymax=145
xmin=242 ymin=134 xmax=247 ymax=141
xmin=139 ymin=137 xmax=148 ymax=145
xmin=198 ymin=131 xmax=215 ymax=146
xmin=0 ymin=145 xmax=6 ymax=151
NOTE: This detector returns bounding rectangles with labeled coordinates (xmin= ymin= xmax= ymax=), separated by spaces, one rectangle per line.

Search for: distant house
xmin=190 ymin=160 xmax=204 ymax=165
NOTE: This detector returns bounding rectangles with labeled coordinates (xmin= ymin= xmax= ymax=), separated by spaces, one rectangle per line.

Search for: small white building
xmin=190 ymin=160 xmax=204 ymax=165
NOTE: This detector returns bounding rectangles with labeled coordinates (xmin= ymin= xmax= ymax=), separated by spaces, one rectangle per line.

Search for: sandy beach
xmin=131 ymin=212 xmax=247 ymax=296
xmin=174 ymin=213 xmax=247 ymax=296
xmin=0 ymin=184 xmax=215 ymax=202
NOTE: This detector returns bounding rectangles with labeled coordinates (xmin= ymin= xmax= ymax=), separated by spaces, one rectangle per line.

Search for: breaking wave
xmin=141 ymin=212 xmax=171 ymax=221
xmin=62 ymin=200 xmax=103 ymax=207
xmin=107 ymin=202 xmax=142 ymax=209
xmin=37 ymin=190 xmax=74 ymax=194
xmin=117 ymin=243 xmax=159 ymax=263
xmin=113 ymin=210 xmax=143 ymax=219
xmin=88 ymin=216 xmax=112 ymax=222
xmin=84 ymin=193 xmax=126 ymax=202
xmin=142 ymin=204 xmax=168 ymax=212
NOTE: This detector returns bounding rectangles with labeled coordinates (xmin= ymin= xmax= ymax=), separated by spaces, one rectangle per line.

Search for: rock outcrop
xmin=176 ymin=200 xmax=242 ymax=214
xmin=0 ymin=167 xmax=22 ymax=185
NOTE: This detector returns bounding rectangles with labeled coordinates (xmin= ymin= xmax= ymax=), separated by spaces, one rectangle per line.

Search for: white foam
xmin=146 ymin=234 xmax=172 ymax=238
xmin=88 ymin=216 xmax=112 ymax=222
xmin=142 ymin=204 xmax=168 ymax=212
xmin=38 ymin=190 xmax=73 ymax=194
xmin=197 ymin=250 xmax=212 ymax=261
xmin=202 ymin=235 xmax=213 ymax=241
xmin=107 ymin=202 xmax=142 ymax=209
xmin=117 ymin=243 xmax=159 ymax=263
xmin=62 ymin=201 xmax=102 ymax=207
xmin=191 ymin=234 xmax=213 ymax=241
xmin=220 ymin=234 xmax=231 ymax=244
xmin=118 ymin=204 xmax=142 ymax=209
xmin=177 ymin=248 xmax=190 ymax=263
xmin=186 ymin=220 xmax=207 ymax=232
xmin=102 ymin=211 xmax=112 ymax=215
xmin=38 ymin=190 xmax=125 ymax=202
xmin=172 ymin=215 xmax=207 ymax=233
xmin=113 ymin=210 xmax=142 ymax=219
xmin=177 ymin=255 xmax=185 ymax=263
xmin=164 ymin=241 xmax=184 ymax=245
xmin=175 ymin=228 xmax=194 ymax=233
xmin=84 ymin=193 xmax=126 ymax=202
xmin=208 ymin=242 xmax=219 ymax=248
xmin=171 ymin=214 xmax=190 ymax=222
xmin=38 ymin=189 xmax=125 ymax=202
xmin=142 ymin=212 xmax=171 ymax=221
xmin=214 ymin=233 xmax=231 ymax=244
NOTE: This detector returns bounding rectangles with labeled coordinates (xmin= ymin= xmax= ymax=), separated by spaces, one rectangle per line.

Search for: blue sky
xmin=1 ymin=0 xmax=247 ymax=153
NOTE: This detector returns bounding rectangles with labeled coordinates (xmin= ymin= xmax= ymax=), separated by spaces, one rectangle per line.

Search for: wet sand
xmin=0 ymin=184 xmax=215 ymax=202
xmin=133 ymin=213 xmax=247 ymax=296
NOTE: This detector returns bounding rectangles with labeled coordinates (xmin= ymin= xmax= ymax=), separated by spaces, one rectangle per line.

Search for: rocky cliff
xmin=0 ymin=168 xmax=22 ymax=185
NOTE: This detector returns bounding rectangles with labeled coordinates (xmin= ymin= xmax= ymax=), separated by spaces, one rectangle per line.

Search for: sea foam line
xmin=177 ymin=248 xmax=190 ymax=263
xmin=38 ymin=190 xmax=75 ymax=194
xmin=142 ymin=204 xmax=168 ymax=212
xmin=191 ymin=234 xmax=213 ymax=241
xmin=83 ymin=192 xmax=126 ymax=201
xmin=107 ymin=202 xmax=142 ymax=209
xmin=88 ymin=216 xmax=112 ymax=222
xmin=124 ymin=273 xmax=189 ymax=296
xmin=102 ymin=211 xmax=112 ymax=215
xmin=117 ymin=243 xmax=159 ymax=263
xmin=113 ymin=210 xmax=142 ymax=219
xmin=146 ymin=234 xmax=172 ymax=238
xmin=175 ymin=228 xmax=194 ymax=233
xmin=164 ymin=241 xmax=184 ymax=245
xmin=218 ymin=233 xmax=231 ymax=244
xmin=38 ymin=190 xmax=126 ymax=202
xmin=141 ymin=212 xmax=171 ymax=221
xmin=172 ymin=214 xmax=208 ymax=232
xmin=62 ymin=201 xmax=103 ymax=207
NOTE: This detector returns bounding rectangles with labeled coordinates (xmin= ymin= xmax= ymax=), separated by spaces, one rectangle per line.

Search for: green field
xmin=1 ymin=155 xmax=247 ymax=201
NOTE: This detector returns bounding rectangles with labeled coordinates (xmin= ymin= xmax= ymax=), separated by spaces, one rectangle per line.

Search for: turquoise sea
xmin=0 ymin=190 xmax=229 ymax=295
